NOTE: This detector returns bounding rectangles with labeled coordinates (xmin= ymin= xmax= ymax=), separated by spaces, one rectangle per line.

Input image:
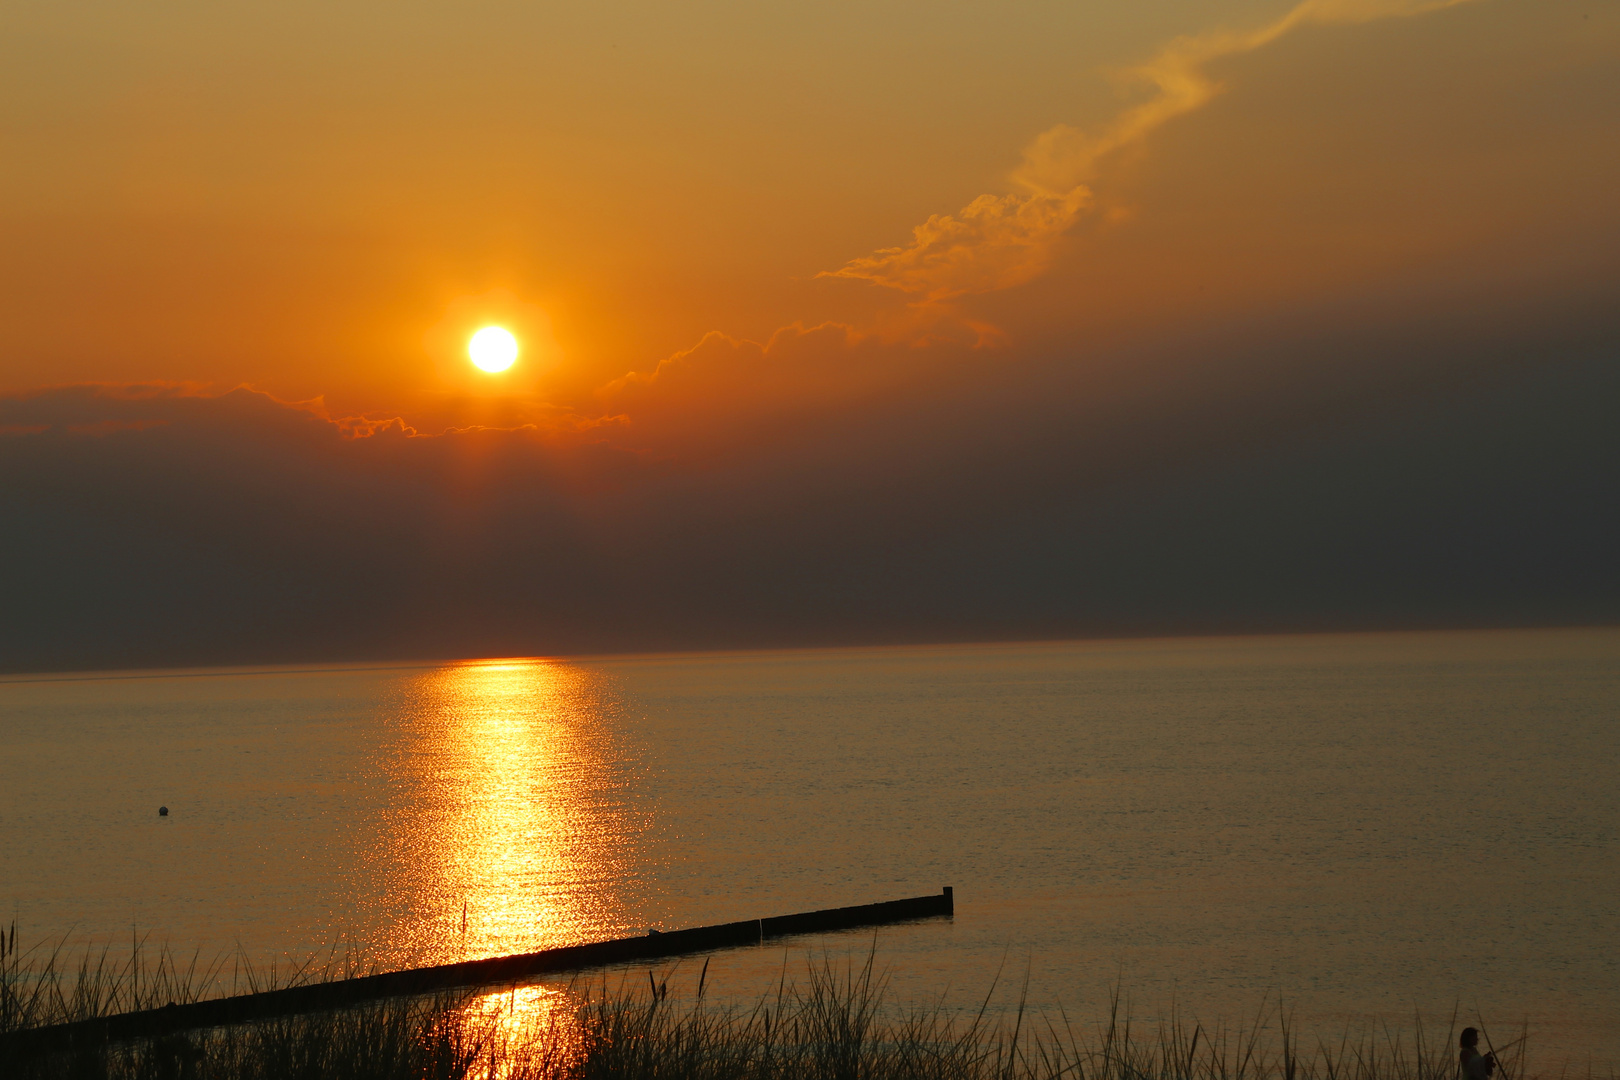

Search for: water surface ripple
xmin=2 ymin=629 xmax=1614 ymax=1066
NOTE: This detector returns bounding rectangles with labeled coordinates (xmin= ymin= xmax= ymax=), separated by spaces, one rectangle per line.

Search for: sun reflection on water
xmin=454 ymin=982 xmax=587 ymax=1077
xmin=365 ymin=658 xmax=651 ymax=969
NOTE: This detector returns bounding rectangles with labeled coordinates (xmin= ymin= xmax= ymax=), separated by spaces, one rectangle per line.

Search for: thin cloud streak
xmin=821 ymin=0 xmax=1482 ymax=308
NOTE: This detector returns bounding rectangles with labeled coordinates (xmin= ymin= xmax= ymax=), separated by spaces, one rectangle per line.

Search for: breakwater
xmin=7 ymin=887 xmax=953 ymax=1053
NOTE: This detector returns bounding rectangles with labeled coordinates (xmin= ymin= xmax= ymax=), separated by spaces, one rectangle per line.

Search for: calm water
xmin=1 ymin=630 xmax=1616 ymax=1067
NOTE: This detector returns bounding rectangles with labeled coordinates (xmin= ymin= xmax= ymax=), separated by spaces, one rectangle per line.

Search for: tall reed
xmin=0 ymin=919 xmax=374 ymax=1034
xmin=0 ymin=926 xmax=1599 ymax=1080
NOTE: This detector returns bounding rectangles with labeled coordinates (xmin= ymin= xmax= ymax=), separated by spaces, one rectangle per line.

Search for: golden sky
xmin=2 ymin=0 xmax=1613 ymax=437
xmin=2 ymin=0 xmax=1618 ymax=672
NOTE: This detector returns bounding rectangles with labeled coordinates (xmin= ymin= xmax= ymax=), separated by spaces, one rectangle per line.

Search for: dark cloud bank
xmin=3 ymin=277 xmax=1616 ymax=674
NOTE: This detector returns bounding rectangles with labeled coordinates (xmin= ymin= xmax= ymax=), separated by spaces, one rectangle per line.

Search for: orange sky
xmin=1 ymin=0 xmax=1615 ymax=440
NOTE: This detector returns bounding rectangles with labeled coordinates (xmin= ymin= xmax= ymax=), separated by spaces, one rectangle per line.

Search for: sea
xmin=1 ymin=629 xmax=1616 ymax=1069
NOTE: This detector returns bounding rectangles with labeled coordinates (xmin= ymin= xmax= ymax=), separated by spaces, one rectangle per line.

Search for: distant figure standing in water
xmin=1460 ymin=1028 xmax=1496 ymax=1080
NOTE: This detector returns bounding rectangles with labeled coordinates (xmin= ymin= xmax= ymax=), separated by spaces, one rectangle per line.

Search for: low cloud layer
xmin=4 ymin=276 xmax=1615 ymax=673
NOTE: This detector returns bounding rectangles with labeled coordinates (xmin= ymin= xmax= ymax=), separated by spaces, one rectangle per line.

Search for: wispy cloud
xmin=821 ymin=0 xmax=1480 ymax=307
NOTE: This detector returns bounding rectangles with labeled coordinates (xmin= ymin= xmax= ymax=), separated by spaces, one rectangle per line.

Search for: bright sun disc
xmin=468 ymin=326 xmax=519 ymax=372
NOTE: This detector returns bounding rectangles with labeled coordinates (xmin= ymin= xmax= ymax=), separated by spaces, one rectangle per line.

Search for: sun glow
xmin=469 ymin=326 xmax=519 ymax=373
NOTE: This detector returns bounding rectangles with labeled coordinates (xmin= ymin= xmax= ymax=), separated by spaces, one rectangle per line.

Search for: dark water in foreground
xmin=1 ymin=630 xmax=1616 ymax=1067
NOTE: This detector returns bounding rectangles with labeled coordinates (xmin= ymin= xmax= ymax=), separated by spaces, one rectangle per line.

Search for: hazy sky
xmin=2 ymin=0 xmax=1616 ymax=670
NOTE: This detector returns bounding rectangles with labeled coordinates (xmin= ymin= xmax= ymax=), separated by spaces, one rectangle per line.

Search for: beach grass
xmin=0 ymin=923 xmax=1594 ymax=1080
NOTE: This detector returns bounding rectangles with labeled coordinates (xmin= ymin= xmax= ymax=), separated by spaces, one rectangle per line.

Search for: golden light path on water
xmin=361 ymin=658 xmax=654 ymax=1047
xmin=459 ymin=983 xmax=585 ymax=1074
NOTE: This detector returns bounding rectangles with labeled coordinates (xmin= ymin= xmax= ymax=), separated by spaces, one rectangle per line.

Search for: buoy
xmin=158 ymin=806 xmax=169 ymax=817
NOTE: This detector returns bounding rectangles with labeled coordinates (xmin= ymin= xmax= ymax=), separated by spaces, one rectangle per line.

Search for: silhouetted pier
xmin=8 ymin=887 xmax=953 ymax=1053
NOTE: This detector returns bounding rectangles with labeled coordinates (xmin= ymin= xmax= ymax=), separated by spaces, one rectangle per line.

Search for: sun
xmin=468 ymin=326 xmax=519 ymax=373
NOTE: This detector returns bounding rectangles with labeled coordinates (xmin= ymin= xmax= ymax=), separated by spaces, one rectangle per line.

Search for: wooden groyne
xmin=7 ymin=887 xmax=952 ymax=1054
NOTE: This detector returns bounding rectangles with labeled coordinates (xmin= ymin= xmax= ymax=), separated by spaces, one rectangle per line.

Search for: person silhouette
xmin=1460 ymin=1028 xmax=1496 ymax=1080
